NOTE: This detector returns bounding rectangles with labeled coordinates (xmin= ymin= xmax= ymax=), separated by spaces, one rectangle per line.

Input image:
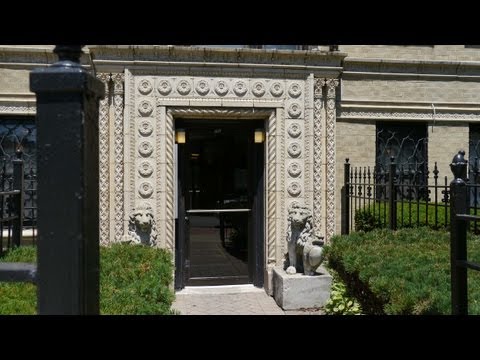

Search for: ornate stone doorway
xmin=111 ymin=69 xmax=340 ymax=293
xmin=175 ymin=119 xmax=265 ymax=288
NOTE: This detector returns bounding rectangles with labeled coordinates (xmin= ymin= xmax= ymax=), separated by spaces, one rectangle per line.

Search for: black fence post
xmin=389 ymin=156 xmax=397 ymax=230
xmin=450 ymin=150 xmax=468 ymax=315
xmin=341 ymin=158 xmax=350 ymax=235
xmin=30 ymin=45 xmax=105 ymax=315
xmin=12 ymin=149 xmax=24 ymax=248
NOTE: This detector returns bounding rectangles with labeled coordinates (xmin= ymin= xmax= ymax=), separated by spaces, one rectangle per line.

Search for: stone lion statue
xmin=285 ymin=204 xmax=324 ymax=275
xmin=122 ymin=203 xmax=157 ymax=247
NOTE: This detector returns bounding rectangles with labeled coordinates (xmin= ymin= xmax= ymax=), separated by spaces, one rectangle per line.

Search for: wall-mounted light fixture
xmin=254 ymin=129 xmax=265 ymax=144
xmin=175 ymin=128 xmax=186 ymax=144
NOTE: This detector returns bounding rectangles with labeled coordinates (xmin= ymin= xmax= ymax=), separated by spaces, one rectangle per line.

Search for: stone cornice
xmin=343 ymin=57 xmax=480 ymax=80
xmin=89 ymin=45 xmax=345 ymax=63
xmin=88 ymin=46 xmax=345 ymax=75
xmin=0 ymin=45 xmax=90 ymax=68
xmin=338 ymin=99 xmax=480 ymax=122
xmin=341 ymin=99 xmax=480 ymax=110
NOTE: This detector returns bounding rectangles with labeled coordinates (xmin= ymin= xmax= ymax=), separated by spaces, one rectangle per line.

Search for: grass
xmin=0 ymin=246 xmax=37 ymax=314
xmin=324 ymin=227 xmax=480 ymax=315
xmin=0 ymin=243 xmax=175 ymax=315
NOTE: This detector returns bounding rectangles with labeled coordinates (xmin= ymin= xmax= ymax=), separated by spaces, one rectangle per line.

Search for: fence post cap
xmin=52 ymin=45 xmax=83 ymax=68
xmin=450 ymin=150 xmax=468 ymax=180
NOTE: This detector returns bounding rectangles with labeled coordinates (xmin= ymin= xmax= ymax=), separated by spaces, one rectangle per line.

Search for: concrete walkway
xmin=172 ymin=285 xmax=325 ymax=315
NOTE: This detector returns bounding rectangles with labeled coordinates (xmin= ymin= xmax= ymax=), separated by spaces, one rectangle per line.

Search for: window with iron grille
xmin=0 ymin=116 xmax=37 ymax=233
xmin=376 ymin=122 xmax=428 ymax=200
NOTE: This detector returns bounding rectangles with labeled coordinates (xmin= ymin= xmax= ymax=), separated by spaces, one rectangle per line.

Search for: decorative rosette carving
xmin=233 ymin=81 xmax=248 ymax=96
xmin=177 ymin=80 xmax=192 ymax=95
xmin=138 ymin=141 xmax=154 ymax=157
xmin=288 ymin=82 xmax=302 ymax=98
xmin=288 ymin=142 xmax=302 ymax=158
xmin=157 ymin=79 xmax=172 ymax=95
xmin=138 ymin=161 xmax=154 ymax=177
xmin=195 ymin=80 xmax=210 ymax=96
xmin=215 ymin=80 xmax=229 ymax=96
xmin=287 ymin=182 xmax=302 ymax=197
xmin=288 ymin=162 xmax=302 ymax=177
xmin=138 ymin=182 xmax=154 ymax=198
xmin=287 ymin=123 xmax=301 ymax=138
xmin=138 ymin=100 xmax=153 ymax=116
xmin=138 ymin=120 xmax=153 ymax=136
xmin=252 ymin=81 xmax=266 ymax=97
xmin=269 ymin=81 xmax=284 ymax=97
xmin=288 ymin=103 xmax=302 ymax=118
xmin=138 ymin=79 xmax=153 ymax=95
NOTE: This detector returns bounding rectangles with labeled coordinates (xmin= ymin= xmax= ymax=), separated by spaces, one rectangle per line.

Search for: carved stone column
xmin=267 ymin=110 xmax=277 ymax=267
xmin=112 ymin=73 xmax=125 ymax=243
xmin=97 ymin=73 xmax=111 ymax=246
xmin=313 ymin=78 xmax=325 ymax=235
xmin=325 ymin=78 xmax=339 ymax=241
xmin=165 ymin=109 xmax=175 ymax=251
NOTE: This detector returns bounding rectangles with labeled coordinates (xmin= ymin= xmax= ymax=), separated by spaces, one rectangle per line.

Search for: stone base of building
xmin=272 ymin=265 xmax=332 ymax=310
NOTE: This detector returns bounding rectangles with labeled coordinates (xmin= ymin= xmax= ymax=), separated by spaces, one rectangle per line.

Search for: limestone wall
xmin=340 ymin=45 xmax=480 ymax=61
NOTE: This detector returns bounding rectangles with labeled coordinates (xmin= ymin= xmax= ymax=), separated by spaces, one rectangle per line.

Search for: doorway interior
xmin=175 ymin=119 xmax=264 ymax=289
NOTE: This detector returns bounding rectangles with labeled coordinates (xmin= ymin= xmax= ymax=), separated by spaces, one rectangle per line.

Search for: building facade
xmin=1 ymin=45 xmax=479 ymax=293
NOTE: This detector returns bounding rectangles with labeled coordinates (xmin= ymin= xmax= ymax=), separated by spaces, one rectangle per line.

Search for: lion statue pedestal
xmin=272 ymin=204 xmax=332 ymax=310
xmin=273 ymin=265 xmax=332 ymax=310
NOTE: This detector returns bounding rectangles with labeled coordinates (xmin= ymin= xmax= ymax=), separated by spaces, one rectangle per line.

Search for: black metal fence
xmin=0 ymin=45 xmax=104 ymax=315
xmin=0 ymin=118 xmax=37 ymax=242
xmin=341 ymin=157 xmax=455 ymax=234
xmin=0 ymin=151 xmax=23 ymax=255
xmin=342 ymin=150 xmax=480 ymax=314
xmin=449 ymin=150 xmax=480 ymax=315
xmin=0 ymin=148 xmax=36 ymax=247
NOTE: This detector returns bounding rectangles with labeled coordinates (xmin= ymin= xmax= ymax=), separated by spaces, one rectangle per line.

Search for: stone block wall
xmin=339 ymin=45 xmax=480 ymax=61
xmin=335 ymin=120 xmax=376 ymax=233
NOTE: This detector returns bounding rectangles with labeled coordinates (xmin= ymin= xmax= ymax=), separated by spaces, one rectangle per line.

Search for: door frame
xmin=174 ymin=119 xmax=265 ymax=289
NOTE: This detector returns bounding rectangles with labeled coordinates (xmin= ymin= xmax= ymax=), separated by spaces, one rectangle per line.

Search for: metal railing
xmin=449 ymin=150 xmax=480 ymax=315
xmin=0 ymin=45 xmax=104 ymax=314
xmin=0 ymin=151 xmax=23 ymax=255
xmin=341 ymin=157 xmax=452 ymax=234
xmin=0 ymin=119 xmax=37 ymax=245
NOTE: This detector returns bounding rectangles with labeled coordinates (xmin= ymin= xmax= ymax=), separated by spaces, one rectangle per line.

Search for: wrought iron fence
xmin=341 ymin=155 xmax=480 ymax=234
xmin=0 ymin=45 xmax=104 ymax=314
xmin=0 ymin=118 xmax=37 ymax=244
xmin=449 ymin=150 xmax=480 ymax=315
xmin=0 ymin=152 xmax=23 ymax=255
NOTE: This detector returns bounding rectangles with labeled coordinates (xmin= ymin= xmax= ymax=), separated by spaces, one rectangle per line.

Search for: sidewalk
xmin=172 ymin=285 xmax=325 ymax=315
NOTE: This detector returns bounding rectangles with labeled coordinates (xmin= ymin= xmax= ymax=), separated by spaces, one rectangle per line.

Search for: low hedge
xmin=324 ymin=227 xmax=480 ymax=314
xmin=354 ymin=202 xmax=451 ymax=232
xmin=0 ymin=243 xmax=175 ymax=315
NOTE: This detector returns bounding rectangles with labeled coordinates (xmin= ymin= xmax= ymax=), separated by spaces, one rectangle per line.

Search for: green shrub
xmin=0 ymin=244 xmax=175 ymax=315
xmin=324 ymin=271 xmax=362 ymax=315
xmin=324 ymin=227 xmax=480 ymax=315
xmin=100 ymin=243 xmax=174 ymax=315
xmin=354 ymin=209 xmax=381 ymax=232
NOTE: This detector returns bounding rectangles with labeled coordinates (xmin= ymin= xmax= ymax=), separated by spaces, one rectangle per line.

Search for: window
xmin=376 ymin=122 xmax=428 ymax=200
